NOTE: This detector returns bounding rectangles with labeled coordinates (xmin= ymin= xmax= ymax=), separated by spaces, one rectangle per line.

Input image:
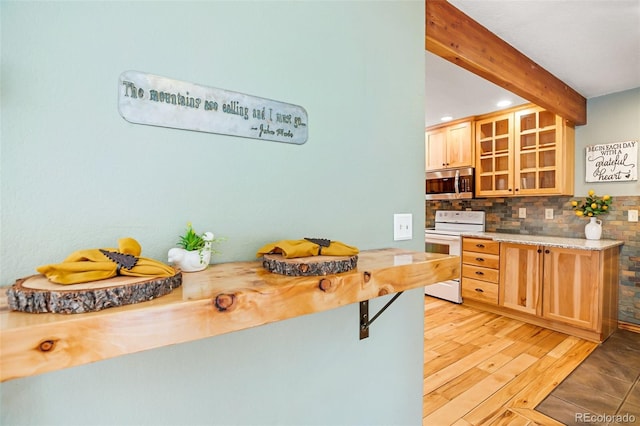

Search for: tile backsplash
xmin=426 ymin=195 xmax=640 ymax=326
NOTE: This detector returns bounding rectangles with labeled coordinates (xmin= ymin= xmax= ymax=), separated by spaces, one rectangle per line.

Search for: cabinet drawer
xmin=463 ymin=238 xmax=500 ymax=255
xmin=462 ymin=252 xmax=500 ymax=269
xmin=462 ymin=278 xmax=498 ymax=304
xmin=462 ymin=264 xmax=499 ymax=283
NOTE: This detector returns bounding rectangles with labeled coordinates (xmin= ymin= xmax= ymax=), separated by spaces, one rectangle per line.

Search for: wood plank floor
xmin=423 ymin=296 xmax=599 ymax=425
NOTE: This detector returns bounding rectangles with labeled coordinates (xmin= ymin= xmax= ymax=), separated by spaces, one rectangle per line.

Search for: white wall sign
xmin=118 ymin=71 xmax=308 ymax=145
xmin=585 ymin=140 xmax=638 ymax=182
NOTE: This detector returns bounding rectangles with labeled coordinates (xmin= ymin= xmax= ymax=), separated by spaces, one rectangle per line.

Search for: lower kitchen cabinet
xmin=542 ymin=247 xmax=602 ymax=331
xmin=461 ymin=238 xmax=500 ymax=305
xmin=462 ymin=236 xmax=620 ymax=342
xmin=499 ymin=243 xmax=542 ymax=316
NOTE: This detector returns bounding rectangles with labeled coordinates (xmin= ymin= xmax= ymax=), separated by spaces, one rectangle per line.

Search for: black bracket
xmin=359 ymin=291 xmax=404 ymax=340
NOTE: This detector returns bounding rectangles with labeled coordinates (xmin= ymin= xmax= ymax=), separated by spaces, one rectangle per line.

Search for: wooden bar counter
xmin=0 ymin=248 xmax=459 ymax=382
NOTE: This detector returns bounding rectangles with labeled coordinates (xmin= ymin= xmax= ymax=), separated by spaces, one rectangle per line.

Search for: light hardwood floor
xmin=423 ymin=296 xmax=599 ymax=425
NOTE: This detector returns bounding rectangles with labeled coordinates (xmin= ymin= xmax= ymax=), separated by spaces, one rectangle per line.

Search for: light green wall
xmin=0 ymin=1 xmax=426 ymax=425
xmin=575 ymin=87 xmax=640 ymax=196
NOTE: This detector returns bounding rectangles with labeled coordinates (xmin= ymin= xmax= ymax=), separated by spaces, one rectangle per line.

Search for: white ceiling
xmin=425 ymin=0 xmax=640 ymax=128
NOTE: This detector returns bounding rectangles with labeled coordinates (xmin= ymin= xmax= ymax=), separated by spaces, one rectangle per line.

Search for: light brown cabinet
xmin=463 ymin=236 xmax=620 ymax=342
xmin=499 ymin=243 xmax=542 ymax=316
xmin=542 ymin=247 xmax=602 ymax=331
xmin=461 ymin=237 xmax=500 ymax=305
xmin=501 ymin=244 xmax=604 ymax=331
xmin=475 ymin=113 xmax=514 ymax=196
xmin=475 ymin=105 xmax=575 ymax=197
xmin=425 ymin=120 xmax=474 ymax=171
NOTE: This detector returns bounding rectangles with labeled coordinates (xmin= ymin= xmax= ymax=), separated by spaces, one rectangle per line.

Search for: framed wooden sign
xmin=585 ymin=140 xmax=638 ymax=182
xmin=118 ymin=71 xmax=308 ymax=145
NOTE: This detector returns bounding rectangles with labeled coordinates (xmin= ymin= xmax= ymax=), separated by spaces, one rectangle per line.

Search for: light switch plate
xmin=393 ymin=213 xmax=412 ymax=241
xmin=629 ymin=209 xmax=639 ymax=222
xmin=518 ymin=208 xmax=527 ymax=219
xmin=545 ymin=209 xmax=554 ymax=220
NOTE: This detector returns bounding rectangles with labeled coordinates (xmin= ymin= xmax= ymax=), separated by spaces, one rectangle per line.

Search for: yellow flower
xmin=602 ymin=205 xmax=608 ymax=210
xmin=588 ymin=212 xmax=594 ymax=216
xmin=591 ymin=203 xmax=598 ymax=209
xmin=571 ymin=200 xmax=578 ymax=206
xmin=603 ymin=195 xmax=610 ymax=201
xmin=575 ymin=211 xmax=584 ymax=217
xmin=588 ymin=189 xmax=595 ymax=196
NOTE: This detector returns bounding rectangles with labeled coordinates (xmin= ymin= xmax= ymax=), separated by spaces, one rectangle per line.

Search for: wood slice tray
xmin=5 ymin=271 xmax=182 ymax=314
xmin=261 ymin=254 xmax=358 ymax=276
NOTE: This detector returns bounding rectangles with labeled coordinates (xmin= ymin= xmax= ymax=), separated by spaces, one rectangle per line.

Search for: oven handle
xmin=454 ymin=169 xmax=460 ymax=197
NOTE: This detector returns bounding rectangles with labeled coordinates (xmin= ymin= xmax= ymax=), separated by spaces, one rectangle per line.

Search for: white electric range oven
xmin=424 ymin=210 xmax=486 ymax=303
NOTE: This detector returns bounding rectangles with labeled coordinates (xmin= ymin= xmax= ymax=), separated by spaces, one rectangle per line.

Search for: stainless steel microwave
xmin=425 ymin=167 xmax=474 ymax=200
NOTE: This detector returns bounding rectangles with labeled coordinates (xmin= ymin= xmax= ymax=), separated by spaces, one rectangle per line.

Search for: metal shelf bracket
xmin=359 ymin=291 xmax=404 ymax=340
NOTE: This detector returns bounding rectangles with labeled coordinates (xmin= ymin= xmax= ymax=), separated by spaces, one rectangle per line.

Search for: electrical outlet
xmin=629 ymin=210 xmax=639 ymax=222
xmin=393 ymin=213 xmax=412 ymax=241
xmin=518 ymin=208 xmax=526 ymax=219
xmin=545 ymin=209 xmax=554 ymax=220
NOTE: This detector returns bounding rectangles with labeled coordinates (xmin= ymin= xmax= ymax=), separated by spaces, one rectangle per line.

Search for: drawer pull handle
xmin=476 ymin=244 xmax=485 ymax=248
xmin=475 ymin=257 xmax=485 ymax=262
xmin=475 ymin=271 xmax=484 ymax=275
xmin=475 ymin=288 xmax=484 ymax=293
xmin=545 ymin=249 xmax=550 ymax=254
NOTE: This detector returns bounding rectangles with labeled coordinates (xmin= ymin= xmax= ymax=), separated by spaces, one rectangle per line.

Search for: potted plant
xmin=571 ymin=190 xmax=612 ymax=240
xmin=168 ymin=223 xmax=223 ymax=272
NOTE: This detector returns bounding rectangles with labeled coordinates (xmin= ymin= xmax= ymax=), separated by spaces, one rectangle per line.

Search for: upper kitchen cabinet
xmin=475 ymin=112 xmax=514 ymax=197
xmin=425 ymin=120 xmax=474 ymax=171
xmin=475 ymin=105 xmax=575 ymax=197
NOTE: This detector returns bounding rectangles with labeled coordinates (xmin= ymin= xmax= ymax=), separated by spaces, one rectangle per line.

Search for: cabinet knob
xmin=475 ymin=288 xmax=484 ymax=293
xmin=537 ymin=249 xmax=542 ymax=253
xmin=475 ymin=257 xmax=485 ymax=262
xmin=515 ymin=188 xmax=519 ymax=192
xmin=545 ymin=249 xmax=550 ymax=254
xmin=442 ymin=163 xmax=446 ymax=166
xmin=508 ymin=188 xmax=512 ymax=191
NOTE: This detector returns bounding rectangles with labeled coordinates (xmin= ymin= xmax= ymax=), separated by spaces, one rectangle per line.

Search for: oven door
xmin=424 ymin=232 xmax=462 ymax=303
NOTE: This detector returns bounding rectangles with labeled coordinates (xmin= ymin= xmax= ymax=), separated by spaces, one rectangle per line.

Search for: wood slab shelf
xmin=0 ymin=248 xmax=459 ymax=382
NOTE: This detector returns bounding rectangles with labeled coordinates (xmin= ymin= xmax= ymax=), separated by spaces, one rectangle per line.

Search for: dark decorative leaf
xmin=100 ymin=249 xmax=138 ymax=270
xmin=304 ymin=238 xmax=331 ymax=247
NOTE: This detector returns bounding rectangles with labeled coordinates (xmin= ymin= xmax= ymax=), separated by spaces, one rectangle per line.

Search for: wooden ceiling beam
xmin=426 ymin=0 xmax=587 ymax=125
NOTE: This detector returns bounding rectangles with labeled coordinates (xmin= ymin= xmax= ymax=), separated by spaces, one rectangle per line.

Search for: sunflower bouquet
xmin=571 ymin=190 xmax=612 ymax=217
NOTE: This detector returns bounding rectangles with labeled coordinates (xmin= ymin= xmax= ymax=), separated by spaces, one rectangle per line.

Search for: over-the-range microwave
xmin=425 ymin=167 xmax=474 ymax=200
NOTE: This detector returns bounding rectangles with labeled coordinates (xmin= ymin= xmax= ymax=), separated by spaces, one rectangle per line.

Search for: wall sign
xmin=118 ymin=71 xmax=308 ymax=144
xmin=585 ymin=140 xmax=637 ymax=182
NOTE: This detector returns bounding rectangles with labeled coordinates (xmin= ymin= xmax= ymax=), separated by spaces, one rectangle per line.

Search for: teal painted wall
xmin=575 ymin=87 xmax=640 ymax=197
xmin=0 ymin=2 xmax=426 ymax=425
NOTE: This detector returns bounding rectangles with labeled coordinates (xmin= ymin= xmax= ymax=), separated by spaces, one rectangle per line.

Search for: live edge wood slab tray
xmin=0 ymin=248 xmax=459 ymax=382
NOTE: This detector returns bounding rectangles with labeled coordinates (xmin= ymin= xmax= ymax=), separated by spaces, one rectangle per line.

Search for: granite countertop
xmin=462 ymin=232 xmax=624 ymax=251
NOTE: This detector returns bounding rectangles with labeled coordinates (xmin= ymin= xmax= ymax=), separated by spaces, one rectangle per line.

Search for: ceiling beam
xmin=425 ymin=0 xmax=587 ymax=126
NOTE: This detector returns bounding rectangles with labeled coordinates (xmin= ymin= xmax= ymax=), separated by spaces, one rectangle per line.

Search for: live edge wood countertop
xmin=0 ymin=248 xmax=459 ymax=383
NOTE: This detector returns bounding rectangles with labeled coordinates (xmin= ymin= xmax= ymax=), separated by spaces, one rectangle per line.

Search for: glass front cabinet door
xmin=475 ymin=105 xmax=575 ymax=197
xmin=475 ymin=113 xmax=514 ymax=197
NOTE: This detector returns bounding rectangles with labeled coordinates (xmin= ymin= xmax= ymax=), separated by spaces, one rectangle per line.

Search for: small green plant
xmin=177 ymin=222 xmax=207 ymax=251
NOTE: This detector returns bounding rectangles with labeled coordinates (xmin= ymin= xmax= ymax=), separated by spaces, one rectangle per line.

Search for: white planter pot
xmin=167 ymin=247 xmax=211 ymax=272
xmin=584 ymin=217 xmax=603 ymax=240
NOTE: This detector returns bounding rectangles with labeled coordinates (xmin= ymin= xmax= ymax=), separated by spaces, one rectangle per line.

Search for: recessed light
xmin=440 ymin=116 xmax=453 ymax=122
xmin=497 ymin=100 xmax=512 ymax=108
